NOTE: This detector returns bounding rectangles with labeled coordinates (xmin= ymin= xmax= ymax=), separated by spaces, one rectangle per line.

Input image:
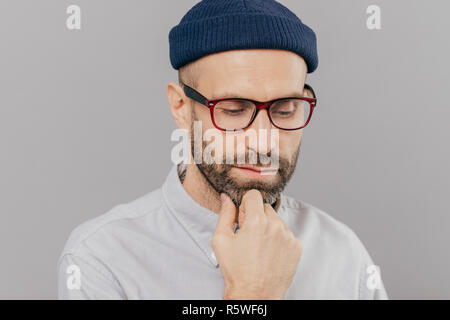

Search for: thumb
xmin=215 ymin=193 xmax=237 ymax=236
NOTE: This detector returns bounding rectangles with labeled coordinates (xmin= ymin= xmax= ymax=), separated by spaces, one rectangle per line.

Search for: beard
xmin=189 ymin=119 xmax=301 ymax=208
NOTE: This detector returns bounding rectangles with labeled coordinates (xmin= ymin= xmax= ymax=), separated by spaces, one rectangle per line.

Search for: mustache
xmin=219 ymin=149 xmax=279 ymax=166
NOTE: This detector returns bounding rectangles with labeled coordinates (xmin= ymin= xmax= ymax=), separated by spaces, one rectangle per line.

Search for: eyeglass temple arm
xmin=182 ymin=83 xmax=209 ymax=106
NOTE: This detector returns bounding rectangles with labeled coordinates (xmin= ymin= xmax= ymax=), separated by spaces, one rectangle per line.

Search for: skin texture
xmin=166 ymin=49 xmax=308 ymax=299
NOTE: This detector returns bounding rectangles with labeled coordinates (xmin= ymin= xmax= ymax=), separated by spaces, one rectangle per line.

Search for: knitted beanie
xmin=168 ymin=0 xmax=318 ymax=73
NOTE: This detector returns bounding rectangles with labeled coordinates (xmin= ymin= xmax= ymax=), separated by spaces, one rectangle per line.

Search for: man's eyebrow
xmin=210 ymin=90 xmax=305 ymax=101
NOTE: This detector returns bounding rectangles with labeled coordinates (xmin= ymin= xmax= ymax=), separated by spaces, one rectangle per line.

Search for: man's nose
xmin=246 ymin=108 xmax=274 ymax=155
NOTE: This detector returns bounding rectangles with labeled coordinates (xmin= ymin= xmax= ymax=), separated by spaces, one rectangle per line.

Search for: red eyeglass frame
xmin=181 ymin=82 xmax=317 ymax=132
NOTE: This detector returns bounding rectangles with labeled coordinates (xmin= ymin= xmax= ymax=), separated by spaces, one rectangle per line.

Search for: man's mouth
xmin=231 ymin=165 xmax=278 ymax=177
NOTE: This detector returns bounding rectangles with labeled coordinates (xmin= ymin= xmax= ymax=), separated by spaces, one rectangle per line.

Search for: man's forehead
xmin=193 ymin=50 xmax=307 ymax=97
xmin=208 ymin=87 xmax=306 ymax=101
xmin=197 ymin=49 xmax=307 ymax=72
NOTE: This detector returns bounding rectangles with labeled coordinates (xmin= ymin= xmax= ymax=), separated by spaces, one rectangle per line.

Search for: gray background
xmin=1 ymin=0 xmax=449 ymax=299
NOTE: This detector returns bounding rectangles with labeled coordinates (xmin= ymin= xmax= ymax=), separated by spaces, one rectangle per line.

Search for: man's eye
xmin=274 ymin=109 xmax=296 ymax=117
xmin=275 ymin=110 xmax=294 ymax=116
xmin=224 ymin=109 xmax=245 ymax=114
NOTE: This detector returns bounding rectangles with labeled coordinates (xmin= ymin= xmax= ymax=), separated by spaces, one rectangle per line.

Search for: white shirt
xmin=57 ymin=162 xmax=389 ymax=299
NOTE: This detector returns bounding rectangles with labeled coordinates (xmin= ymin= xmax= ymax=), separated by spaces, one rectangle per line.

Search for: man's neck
xmin=180 ymin=163 xmax=281 ymax=216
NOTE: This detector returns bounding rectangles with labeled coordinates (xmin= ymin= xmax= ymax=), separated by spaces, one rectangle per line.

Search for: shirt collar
xmin=161 ymin=162 xmax=288 ymax=268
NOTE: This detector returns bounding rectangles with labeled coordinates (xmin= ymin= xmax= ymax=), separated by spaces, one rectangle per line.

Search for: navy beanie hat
xmin=169 ymin=0 xmax=318 ymax=73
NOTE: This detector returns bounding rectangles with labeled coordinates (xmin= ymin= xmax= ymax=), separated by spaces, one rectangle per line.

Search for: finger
xmin=264 ymin=203 xmax=289 ymax=232
xmin=237 ymin=209 xmax=246 ymax=229
xmin=215 ymin=193 xmax=237 ymax=237
xmin=240 ymin=189 xmax=266 ymax=222
xmin=238 ymin=190 xmax=267 ymax=232
xmin=264 ymin=203 xmax=279 ymax=222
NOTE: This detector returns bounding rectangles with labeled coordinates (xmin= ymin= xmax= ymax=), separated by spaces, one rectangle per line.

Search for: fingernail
xmin=220 ymin=193 xmax=226 ymax=202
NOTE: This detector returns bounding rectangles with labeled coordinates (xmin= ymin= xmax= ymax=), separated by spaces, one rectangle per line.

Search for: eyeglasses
xmin=181 ymin=82 xmax=317 ymax=132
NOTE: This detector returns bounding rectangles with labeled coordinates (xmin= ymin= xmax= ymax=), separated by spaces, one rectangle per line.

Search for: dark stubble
xmin=190 ymin=119 xmax=301 ymax=208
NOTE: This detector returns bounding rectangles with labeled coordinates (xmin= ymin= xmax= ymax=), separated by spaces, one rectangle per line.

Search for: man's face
xmin=187 ymin=49 xmax=308 ymax=208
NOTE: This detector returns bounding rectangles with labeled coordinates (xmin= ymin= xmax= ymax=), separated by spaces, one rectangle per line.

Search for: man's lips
xmin=232 ymin=165 xmax=278 ymax=176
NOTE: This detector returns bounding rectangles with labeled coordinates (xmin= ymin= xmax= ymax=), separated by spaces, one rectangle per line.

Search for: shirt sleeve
xmin=57 ymin=253 xmax=126 ymax=300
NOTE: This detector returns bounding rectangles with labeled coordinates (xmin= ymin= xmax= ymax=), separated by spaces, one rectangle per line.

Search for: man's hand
xmin=211 ymin=189 xmax=303 ymax=300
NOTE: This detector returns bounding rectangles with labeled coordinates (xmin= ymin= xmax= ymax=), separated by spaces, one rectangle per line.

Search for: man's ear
xmin=303 ymin=83 xmax=316 ymax=99
xmin=166 ymin=81 xmax=192 ymax=130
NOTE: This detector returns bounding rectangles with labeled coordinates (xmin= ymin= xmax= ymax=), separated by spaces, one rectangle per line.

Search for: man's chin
xmin=227 ymin=175 xmax=282 ymax=196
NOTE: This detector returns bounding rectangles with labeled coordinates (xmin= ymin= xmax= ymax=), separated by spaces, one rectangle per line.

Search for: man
xmin=58 ymin=0 xmax=388 ymax=299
